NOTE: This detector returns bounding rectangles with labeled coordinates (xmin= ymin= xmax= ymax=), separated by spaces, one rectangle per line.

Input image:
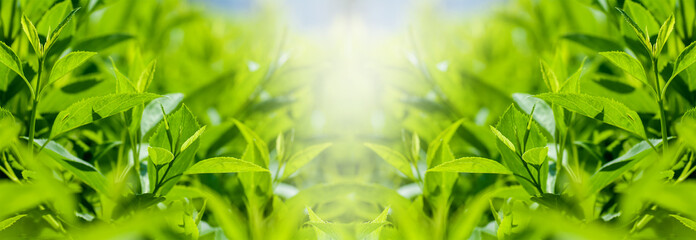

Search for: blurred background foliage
xmin=2 ymin=0 xmax=696 ymax=239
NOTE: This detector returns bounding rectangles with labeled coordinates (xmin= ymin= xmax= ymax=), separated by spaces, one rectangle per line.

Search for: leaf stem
xmin=653 ymin=58 xmax=669 ymax=153
xmin=28 ymin=56 xmax=44 ymax=155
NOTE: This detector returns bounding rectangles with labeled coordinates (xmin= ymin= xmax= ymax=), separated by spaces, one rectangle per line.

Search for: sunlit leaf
xmin=365 ymin=143 xmax=415 ymax=179
xmin=599 ymin=51 xmax=649 ymax=85
xmin=282 ymin=143 xmax=332 ymax=179
xmin=49 ymin=51 xmax=97 ymax=84
xmin=51 ymin=93 xmax=159 ymax=138
xmin=185 ymin=157 xmax=268 ymax=174
xmin=148 ymin=146 xmax=174 ymax=166
xmin=427 ymin=157 xmax=511 ymax=174
xmin=522 ymin=146 xmax=548 ymax=166
xmin=536 ymin=93 xmax=646 ymax=138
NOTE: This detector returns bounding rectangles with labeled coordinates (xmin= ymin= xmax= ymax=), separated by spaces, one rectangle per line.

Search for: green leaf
xmin=522 ymin=147 xmax=548 ymax=166
xmin=365 ymin=143 xmax=415 ymax=180
xmin=51 ymin=93 xmax=159 ymax=138
xmin=563 ymin=34 xmax=623 ymax=52
xmin=232 ymin=119 xmax=270 ymax=167
xmin=361 ymin=208 xmax=391 ymax=240
xmin=427 ymin=157 xmax=511 ymax=174
xmin=306 ymin=207 xmax=334 ymax=238
xmin=110 ymin=58 xmax=137 ymax=93
xmin=137 ymin=60 xmax=156 ymax=92
xmin=588 ymin=138 xmax=662 ymax=194
xmin=0 ymin=214 xmax=26 ymax=231
xmin=0 ymin=108 xmax=19 ymax=150
xmin=21 ymin=15 xmax=41 ymax=55
xmin=672 ymin=41 xmax=696 ymax=80
xmin=0 ymin=41 xmax=26 ymax=82
xmin=540 ymin=60 xmax=559 ymax=92
xmin=33 ymin=139 xmax=109 ymax=196
xmin=281 ymin=143 xmax=333 ymax=179
xmin=276 ymin=133 xmax=286 ymax=162
xmin=48 ymin=51 xmax=97 ymax=84
xmin=185 ymin=157 xmax=268 ymax=174
xmin=74 ymin=34 xmax=133 ymax=52
xmin=490 ymin=126 xmax=515 ymax=152
xmin=148 ymin=105 xmax=200 ymax=195
xmin=513 ymin=93 xmax=556 ymax=139
xmin=411 ymin=132 xmax=420 ymax=162
xmin=671 ymin=215 xmax=696 ymax=232
xmin=46 ymin=8 xmax=80 ymax=49
xmin=494 ymin=105 xmax=548 ymax=195
xmin=426 ymin=119 xmax=463 ymax=168
xmin=0 ymin=182 xmax=60 ymax=220
xmin=536 ymin=93 xmax=646 ymax=138
xmin=36 ymin=0 xmax=72 ymax=36
xmin=599 ymin=51 xmax=649 ymax=85
xmin=616 ymin=7 xmax=652 ymax=53
xmin=641 ymin=181 xmax=696 ymax=219
xmin=654 ymin=15 xmax=675 ymax=55
xmin=140 ymin=93 xmax=183 ymax=138
xmin=148 ymin=146 xmax=174 ymax=166
xmin=560 ymin=57 xmax=587 ymax=94
xmin=180 ymin=125 xmax=206 ymax=152
xmin=676 ymin=118 xmax=696 ymax=151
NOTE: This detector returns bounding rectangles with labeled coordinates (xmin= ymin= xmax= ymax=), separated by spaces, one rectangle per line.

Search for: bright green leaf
xmin=411 ymin=132 xmax=420 ymax=162
xmin=46 ymin=8 xmax=80 ymax=49
xmin=427 ymin=157 xmax=511 ymax=174
xmin=148 ymin=146 xmax=174 ymax=166
xmin=365 ymin=143 xmax=415 ymax=180
xmin=616 ymin=7 xmax=652 ymax=53
xmin=137 ymin=60 xmax=157 ymax=93
xmin=540 ymin=60 xmax=559 ymax=92
xmin=655 ymin=15 xmax=675 ymax=55
xmin=49 ymin=51 xmax=96 ymax=84
xmin=0 ymin=42 xmax=26 ymax=82
xmin=21 ymin=15 xmax=41 ymax=55
xmin=0 ymin=214 xmax=26 ymax=231
xmin=140 ymin=93 xmax=183 ymax=138
xmin=490 ymin=126 xmax=515 ymax=153
xmin=180 ymin=125 xmax=206 ymax=152
xmin=672 ymin=215 xmax=696 ymax=232
xmin=148 ymin=105 xmax=200 ymax=195
xmin=51 ymin=93 xmax=159 ymax=138
xmin=672 ymin=41 xmax=696 ymax=80
xmin=282 ymin=143 xmax=333 ymax=179
xmin=599 ymin=51 xmax=649 ymax=85
xmin=185 ymin=157 xmax=268 ymax=174
xmin=522 ymin=147 xmax=548 ymax=166
xmin=536 ymin=93 xmax=646 ymax=138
